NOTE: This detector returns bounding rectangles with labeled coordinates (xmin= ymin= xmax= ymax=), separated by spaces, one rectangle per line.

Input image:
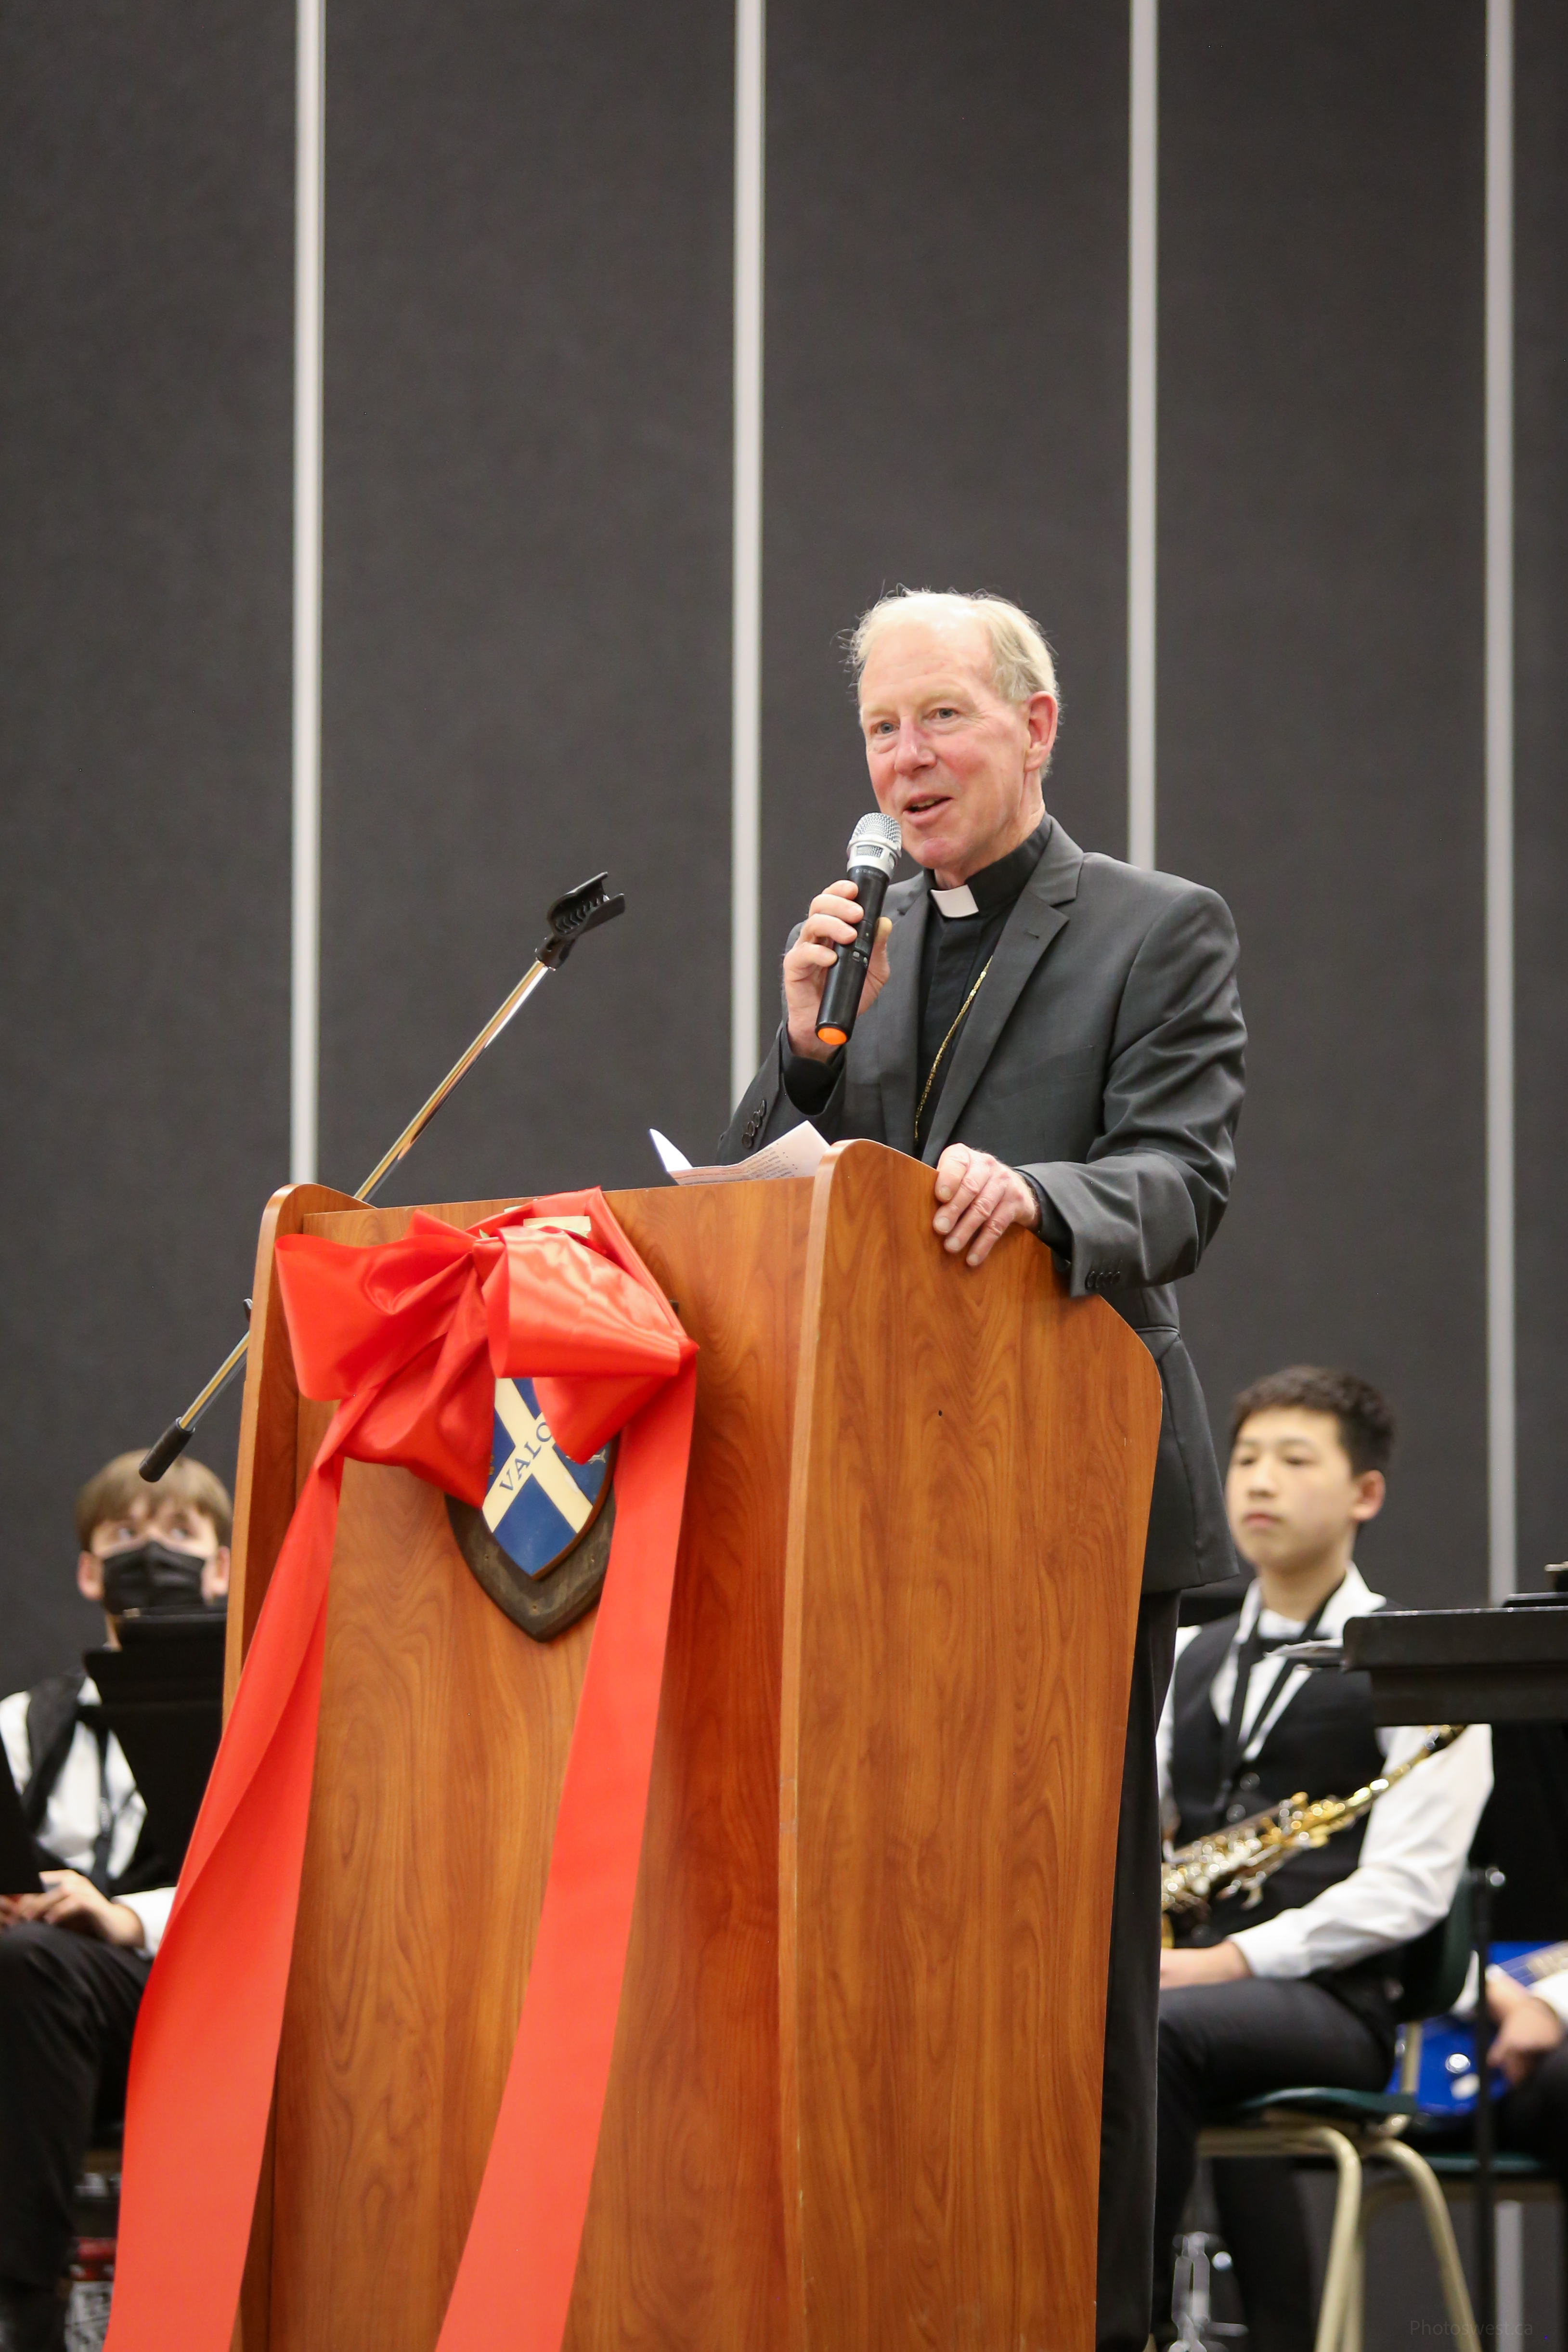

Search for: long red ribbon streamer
xmin=104 ymin=1191 xmax=696 ymax=2352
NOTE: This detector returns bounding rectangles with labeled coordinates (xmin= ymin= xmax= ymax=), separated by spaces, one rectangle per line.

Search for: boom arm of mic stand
xmin=139 ymin=873 xmax=624 ymax=1481
xmin=352 ymin=957 xmax=552 ymax=1204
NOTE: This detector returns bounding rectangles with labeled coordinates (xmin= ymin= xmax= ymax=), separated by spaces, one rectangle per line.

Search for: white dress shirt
xmin=1 ymin=1680 xmax=174 ymax=1954
xmin=1157 ymin=1565 xmax=1493 ymax=1978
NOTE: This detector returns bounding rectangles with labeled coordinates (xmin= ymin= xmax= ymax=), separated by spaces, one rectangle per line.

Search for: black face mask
xmin=99 ymin=1538 xmax=217 ymax=1616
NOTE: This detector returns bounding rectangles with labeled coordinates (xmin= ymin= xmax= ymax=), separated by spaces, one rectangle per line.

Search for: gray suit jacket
xmin=718 ymin=818 xmax=1246 ymax=1594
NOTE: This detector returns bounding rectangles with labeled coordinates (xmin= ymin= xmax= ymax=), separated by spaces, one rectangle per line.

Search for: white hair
xmin=849 ymin=588 xmax=1059 ymax=708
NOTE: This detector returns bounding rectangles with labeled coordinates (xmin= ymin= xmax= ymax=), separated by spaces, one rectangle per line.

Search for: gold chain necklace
xmin=914 ymin=956 xmax=993 ymax=1144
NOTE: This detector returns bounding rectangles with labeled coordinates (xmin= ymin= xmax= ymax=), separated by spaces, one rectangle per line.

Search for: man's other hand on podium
xmin=932 ymin=1145 xmax=1040 ymax=1268
xmin=0 ymin=1870 xmax=147 ymax=1949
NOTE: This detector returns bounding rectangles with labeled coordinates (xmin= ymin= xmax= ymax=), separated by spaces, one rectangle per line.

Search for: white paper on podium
xmin=648 ymin=1128 xmax=693 ymax=1174
xmin=647 ymin=1121 xmax=828 ymax=1186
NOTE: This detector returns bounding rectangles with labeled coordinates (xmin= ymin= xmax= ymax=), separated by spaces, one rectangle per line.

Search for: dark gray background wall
xmin=3 ymin=6 xmax=1561 ymax=1643
xmin=317 ymin=0 xmax=735 ymax=1205
xmin=2 ymin=0 xmax=1565 ymax=2335
xmin=760 ymin=0 xmax=1130 ymax=954
xmin=1159 ymin=0 xmax=1489 ymax=1612
xmin=3 ymin=0 xmax=1562 ymax=1667
xmin=0 ymin=0 xmax=294 ymax=1680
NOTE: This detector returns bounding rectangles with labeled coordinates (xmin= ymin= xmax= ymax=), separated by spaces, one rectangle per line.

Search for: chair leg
xmin=1285 ymin=2126 xmax=1362 ymax=2352
xmin=1340 ymin=2219 xmax=1366 ymax=2352
xmin=1399 ymin=2020 xmax=1424 ymax=2099
xmin=1372 ymin=2140 xmax=1480 ymax=2350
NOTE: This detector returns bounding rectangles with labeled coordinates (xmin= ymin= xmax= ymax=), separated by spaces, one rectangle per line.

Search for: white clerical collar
xmin=931 ymin=882 xmax=978 ymax=917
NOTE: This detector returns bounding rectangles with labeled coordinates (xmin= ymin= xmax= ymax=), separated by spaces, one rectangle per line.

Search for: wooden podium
xmin=225 ymin=1140 xmax=1161 ymax=2352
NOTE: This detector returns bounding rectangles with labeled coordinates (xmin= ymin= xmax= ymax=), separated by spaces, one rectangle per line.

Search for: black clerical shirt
xmin=781 ymin=816 xmax=1061 ymax=1212
xmin=910 ymin=817 xmax=1051 ymax=1147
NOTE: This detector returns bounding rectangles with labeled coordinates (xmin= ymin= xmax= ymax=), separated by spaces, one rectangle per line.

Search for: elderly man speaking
xmin=720 ymin=587 xmax=1245 ymax=2350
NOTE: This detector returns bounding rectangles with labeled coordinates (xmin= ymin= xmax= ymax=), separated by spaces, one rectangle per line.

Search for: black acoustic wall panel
xmin=0 ymin=3 xmax=294 ymax=1690
xmin=316 ymin=0 xmax=735 ymax=1202
xmin=1157 ymin=0 xmax=1488 ymax=1612
xmin=757 ymin=0 xmax=1131 ymax=1046
xmin=1515 ymin=0 xmax=1568 ymax=1592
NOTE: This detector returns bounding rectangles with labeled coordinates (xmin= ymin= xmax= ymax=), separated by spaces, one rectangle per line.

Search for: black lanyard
xmin=1215 ymin=1588 xmax=1335 ymax=1808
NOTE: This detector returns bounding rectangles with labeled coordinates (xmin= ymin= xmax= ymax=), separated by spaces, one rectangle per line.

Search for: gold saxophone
xmin=1161 ymin=1724 xmax=1466 ymax=1939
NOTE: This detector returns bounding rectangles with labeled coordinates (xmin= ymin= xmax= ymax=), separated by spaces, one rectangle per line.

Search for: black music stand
xmin=0 ymin=1765 xmax=45 ymax=1897
xmin=1341 ymin=1600 xmax=1568 ymax=1725
xmin=1288 ymin=1597 xmax=1568 ymax=2340
xmin=84 ymin=1611 xmax=225 ymax=1877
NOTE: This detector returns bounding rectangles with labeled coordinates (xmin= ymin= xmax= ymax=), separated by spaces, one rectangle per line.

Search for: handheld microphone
xmin=816 ymin=811 xmax=903 ymax=1049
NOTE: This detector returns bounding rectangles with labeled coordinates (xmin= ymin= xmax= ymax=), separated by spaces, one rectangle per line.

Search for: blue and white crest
xmin=481 ymin=1376 xmax=613 ymax=1580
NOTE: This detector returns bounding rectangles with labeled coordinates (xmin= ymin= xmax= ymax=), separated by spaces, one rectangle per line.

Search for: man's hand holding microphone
xmin=785 ymin=813 xmax=1040 ymax=1270
xmin=782 ymin=880 xmax=894 ymax=1063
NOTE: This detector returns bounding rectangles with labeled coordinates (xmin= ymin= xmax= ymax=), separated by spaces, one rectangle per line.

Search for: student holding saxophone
xmin=1152 ymin=1368 xmax=1493 ymax=2352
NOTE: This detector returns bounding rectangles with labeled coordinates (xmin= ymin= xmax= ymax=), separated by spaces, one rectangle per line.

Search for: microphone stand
xmin=139 ymin=872 xmax=625 ymax=1482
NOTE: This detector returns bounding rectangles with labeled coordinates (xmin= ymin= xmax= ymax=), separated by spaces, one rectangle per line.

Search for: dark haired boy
xmin=0 ymin=1453 xmax=230 ymax=2352
xmin=1151 ymin=1370 xmax=1492 ymax=2352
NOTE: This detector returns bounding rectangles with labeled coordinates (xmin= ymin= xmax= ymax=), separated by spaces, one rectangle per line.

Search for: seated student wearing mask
xmin=0 ymin=1452 xmax=230 ymax=2352
xmin=1153 ymin=1369 xmax=1492 ymax=2352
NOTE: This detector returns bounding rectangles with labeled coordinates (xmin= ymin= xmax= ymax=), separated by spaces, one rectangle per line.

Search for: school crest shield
xmin=446 ymin=1375 xmax=616 ymax=1641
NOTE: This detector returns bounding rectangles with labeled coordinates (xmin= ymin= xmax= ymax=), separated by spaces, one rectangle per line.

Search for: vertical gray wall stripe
xmin=731 ymin=0 xmax=765 ymax=1104
xmin=291 ymin=0 xmax=324 ymax=1183
xmin=1513 ymin=0 xmax=1568 ymax=1618
xmin=1483 ymin=0 xmax=1523 ymax=2275
xmin=1487 ymin=0 xmax=1516 ymax=1601
xmin=1127 ymin=0 xmax=1158 ymax=871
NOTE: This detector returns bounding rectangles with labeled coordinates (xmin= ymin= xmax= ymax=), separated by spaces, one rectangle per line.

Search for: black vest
xmin=20 ymin=1674 xmax=168 ymax=1897
xmin=1171 ymin=1613 xmax=1387 ymax=1930
xmin=1170 ymin=1607 xmax=1410 ymax=2053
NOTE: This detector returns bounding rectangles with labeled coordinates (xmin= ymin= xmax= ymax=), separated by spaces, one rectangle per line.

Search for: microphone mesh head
xmin=846 ymin=811 xmax=903 ymax=872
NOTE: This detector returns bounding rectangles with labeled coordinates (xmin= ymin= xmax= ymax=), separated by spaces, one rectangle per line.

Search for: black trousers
xmin=1095 ymin=1591 xmax=1181 ymax=2352
xmin=1414 ymin=2039 xmax=1568 ymax=2183
xmin=1153 ymin=1976 xmax=1393 ymax=2352
xmin=0 ymin=1921 xmax=150 ymax=2289
xmin=1495 ymin=2043 xmax=1568 ymax=2177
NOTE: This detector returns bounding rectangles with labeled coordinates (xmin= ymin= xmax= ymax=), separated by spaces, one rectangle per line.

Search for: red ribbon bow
xmin=105 ymin=1193 xmax=697 ymax=2352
